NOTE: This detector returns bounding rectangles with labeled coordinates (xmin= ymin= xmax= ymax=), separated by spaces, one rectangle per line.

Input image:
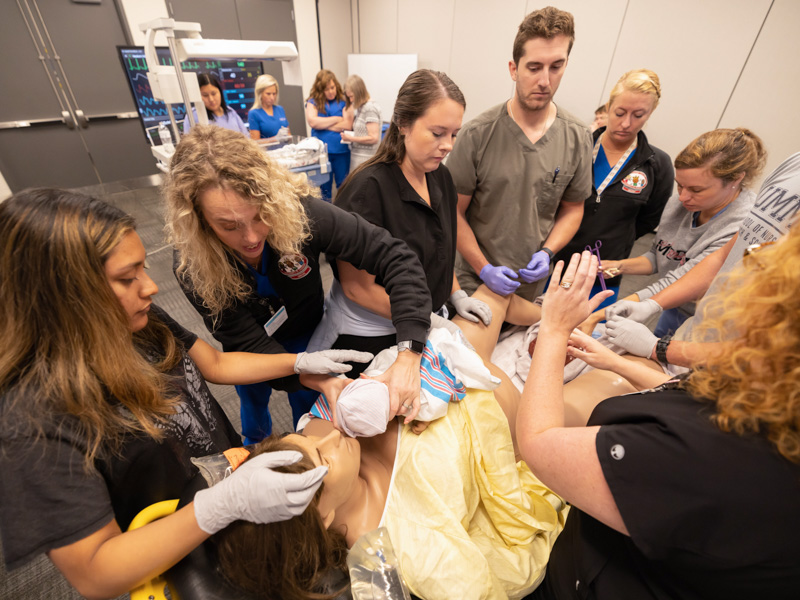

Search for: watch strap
xmin=656 ymin=334 xmax=673 ymax=364
xmin=541 ymin=247 xmax=554 ymax=260
xmin=398 ymin=340 xmax=424 ymax=354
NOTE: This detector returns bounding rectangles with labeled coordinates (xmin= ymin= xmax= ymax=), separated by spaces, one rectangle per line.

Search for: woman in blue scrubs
xmin=248 ymin=74 xmax=291 ymax=141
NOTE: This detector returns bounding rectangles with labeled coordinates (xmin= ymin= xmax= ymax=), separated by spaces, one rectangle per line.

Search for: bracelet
xmin=655 ymin=334 xmax=673 ymax=364
xmin=541 ymin=247 xmax=554 ymax=260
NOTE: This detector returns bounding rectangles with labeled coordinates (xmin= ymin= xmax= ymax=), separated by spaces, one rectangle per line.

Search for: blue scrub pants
xmin=235 ymin=334 xmax=319 ymax=444
xmin=653 ymin=307 xmax=689 ymax=337
xmin=320 ymin=151 xmax=351 ymax=201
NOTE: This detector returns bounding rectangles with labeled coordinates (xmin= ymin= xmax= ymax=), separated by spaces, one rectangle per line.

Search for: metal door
xmin=0 ymin=0 xmax=158 ymax=191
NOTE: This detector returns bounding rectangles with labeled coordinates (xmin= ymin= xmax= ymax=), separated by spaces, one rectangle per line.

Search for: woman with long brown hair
xmin=0 ymin=188 xmax=372 ymax=598
xmin=309 ymin=69 xmax=492 ymax=381
xmin=305 ymin=69 xmax=350 ymax=200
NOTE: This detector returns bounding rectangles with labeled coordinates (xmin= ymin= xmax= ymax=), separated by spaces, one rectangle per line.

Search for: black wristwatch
xmin=397 ymin=340 xmax=425 ymax=355
xmin=541 ymin=247 xmax=554 ymax=260
xmin=655 ymin=334 xmax=673 ymax=364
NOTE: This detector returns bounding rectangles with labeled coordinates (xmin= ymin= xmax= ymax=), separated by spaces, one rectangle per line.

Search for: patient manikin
xmin=212 ymin=287 xmax=565 ymax=600
xmin=299 ymin=326 xmax=502 ymax=438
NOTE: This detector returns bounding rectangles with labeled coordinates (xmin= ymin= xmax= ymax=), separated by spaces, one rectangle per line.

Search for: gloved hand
xmin=193 ymin=451 xmax=327 ymax=534
xmin=479 ymin=264 xmax=520 ymax=296
xmin=518 ymin=250 xmax=551 ymax=283
xmin=605 ymin=298 xmax=663 ymax=323
xmin=449 ymin=290 xmax=492 ymax=325
xmin=605 ymin=316 xmax=659 ymax=358
xmin=294 ymin=349 xmax=374 ymax=374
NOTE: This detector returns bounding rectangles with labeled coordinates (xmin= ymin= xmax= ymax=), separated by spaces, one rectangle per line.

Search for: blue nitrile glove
xmin=518 ymin=251 xmax=551 ymax=283
xmin=479 ymin=264 xmax=520 ymax=296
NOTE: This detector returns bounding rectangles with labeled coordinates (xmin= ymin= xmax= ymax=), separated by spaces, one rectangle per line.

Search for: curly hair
xmin=164 ymin=125 xmax=314 ymax=317
xmin=513 ymin=6 xmax=575 ymax=63
xmin=688 ymin=223 xmax=800 ymax=463
xmin=675 ymin=128 xmax=767 ymax=189
xmin=0 ymin=189 xmax=181 ymax=468
xmin=214 ymin=435 xmax=350 ymax=600
xmin=307 ymin=69 xmax=344 ymax=116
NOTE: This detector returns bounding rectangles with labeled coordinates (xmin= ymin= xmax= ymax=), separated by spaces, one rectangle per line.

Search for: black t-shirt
xmin=333 ymin=162 xmax=458 ymax=310
xmin=0 ymin=306 xmax=241 ymax=570
xmin=535 ymin=386 xmax=800 ymax=599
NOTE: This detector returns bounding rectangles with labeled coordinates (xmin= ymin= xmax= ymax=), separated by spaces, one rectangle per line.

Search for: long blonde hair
xmin=0 ymin=189 xmax=180 ymax=467
xmin=164 ymin=125 xmax=314 ymax=317
xmin=688 ymin=222 xmax=800 ymax=463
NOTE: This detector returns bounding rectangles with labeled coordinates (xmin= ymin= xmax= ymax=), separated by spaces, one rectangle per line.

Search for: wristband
xmin=655 ymin=334 xmax=673 ymax=365
xmin=541 ymin=247 xmax=554 ymax=260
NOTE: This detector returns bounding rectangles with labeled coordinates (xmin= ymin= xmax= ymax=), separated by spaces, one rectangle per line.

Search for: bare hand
xmin=601 ymin=260 xmax=622 ymax=279
xmin=567 ymin=329 xmax=623 ymax=371
xmin=541 ymin=251 xmax=614 ymax=335
xmin=371 ymin=351 xmax=421 ymax=424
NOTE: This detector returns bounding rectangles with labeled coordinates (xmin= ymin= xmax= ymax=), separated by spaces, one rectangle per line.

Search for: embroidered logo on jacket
xmin=621 ymin=171 xmax=648 ymax=194
xmin=278 ymin=253 xmax=312 ymax=280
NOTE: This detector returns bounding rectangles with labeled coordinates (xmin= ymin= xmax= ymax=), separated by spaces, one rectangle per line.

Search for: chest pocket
xmin=537 ymin=171 xmax=573 ymax=220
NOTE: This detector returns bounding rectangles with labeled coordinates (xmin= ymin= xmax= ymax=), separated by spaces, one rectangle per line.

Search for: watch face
xmin=398 ymin=340 xmax=424 ymax=354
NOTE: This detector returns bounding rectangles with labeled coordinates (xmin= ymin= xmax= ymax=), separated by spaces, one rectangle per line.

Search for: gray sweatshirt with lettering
xmin=636 ymin=188 xmax=755 ymax=315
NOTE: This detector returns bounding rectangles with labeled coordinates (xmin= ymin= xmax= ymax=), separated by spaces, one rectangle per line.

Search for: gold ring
xmin=559 ymin=281 xmax=573 ymax=289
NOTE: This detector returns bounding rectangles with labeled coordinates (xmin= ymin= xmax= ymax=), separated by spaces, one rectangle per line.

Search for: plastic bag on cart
xmin=347 ymin=527 xmax=411 ymax=600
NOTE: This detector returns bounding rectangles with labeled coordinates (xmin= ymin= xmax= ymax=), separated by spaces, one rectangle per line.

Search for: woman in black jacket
xmin=555 ymin=69 xmax=673 ymax=306
xmin=164 ymin=126 xmax=433 ymax=443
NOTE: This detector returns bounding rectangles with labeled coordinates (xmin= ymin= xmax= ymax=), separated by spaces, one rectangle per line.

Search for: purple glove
xmin=479 ymin=264 xmax=520 ymax=296
xmin=518 ymin=251 xmax=551 ymax=283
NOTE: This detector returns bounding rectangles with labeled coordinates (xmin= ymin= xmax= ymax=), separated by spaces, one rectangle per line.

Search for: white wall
xmin=317 ymin=0 xmax=800 ymax=189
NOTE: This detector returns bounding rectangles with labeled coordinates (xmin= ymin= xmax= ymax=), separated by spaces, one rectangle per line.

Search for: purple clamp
xmin=585 ymin=240 xmax=606 ymax=291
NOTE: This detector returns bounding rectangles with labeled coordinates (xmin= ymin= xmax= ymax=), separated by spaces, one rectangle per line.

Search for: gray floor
xmin=1 ymin=174 xmax=658 ymax=599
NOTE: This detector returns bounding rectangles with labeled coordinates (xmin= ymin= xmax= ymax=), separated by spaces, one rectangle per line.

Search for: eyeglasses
xmin=742 ymin=240 xmax=777 ymax=268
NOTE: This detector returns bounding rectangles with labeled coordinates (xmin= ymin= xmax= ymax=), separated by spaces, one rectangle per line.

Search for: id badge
xmin=264 ymin=306 xmax=288 ymax=337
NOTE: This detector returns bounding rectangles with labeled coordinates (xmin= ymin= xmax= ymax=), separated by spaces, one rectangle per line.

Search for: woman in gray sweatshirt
xmin=586 ymin=127 xmax=766 ymax=336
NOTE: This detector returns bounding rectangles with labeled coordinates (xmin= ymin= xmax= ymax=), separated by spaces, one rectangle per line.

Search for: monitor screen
xmin=117 ymin=45 xmax=263 ymax=140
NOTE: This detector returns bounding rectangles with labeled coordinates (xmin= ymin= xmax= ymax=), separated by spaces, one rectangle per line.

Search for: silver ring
xmin=402 ymin=403 xmax=412 ymax=410
xmin=559 ymin=281 xmax=573 ymax=289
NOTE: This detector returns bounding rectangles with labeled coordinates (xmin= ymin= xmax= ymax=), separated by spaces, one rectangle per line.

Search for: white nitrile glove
xmin=449 ymin=290 xmax=492 ymax=325
xmin=193 ymin=451 xmax=327 ymax=534
xmin=294 ymin=350 xmax=374 ymax=374
xmin=605 ymin=298 xmax=663 ymax=323
xmin=605 ymin=316 xmax=659 ymax=358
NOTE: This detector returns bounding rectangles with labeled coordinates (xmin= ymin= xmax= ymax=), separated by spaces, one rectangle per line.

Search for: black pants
xmin=331 ymin=333 xmax=396 ymax=377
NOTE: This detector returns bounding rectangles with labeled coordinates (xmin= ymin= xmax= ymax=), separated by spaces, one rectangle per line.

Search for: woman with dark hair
xmin=309 ymin=69 xmax=491 ymax=381
xmin=183 ymin=72 xmax=248 ymax=135
xmin=0 ymin=189 xmax=376 ymax=598
xmin=305 ymin=69 xmax=351 ymax=200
